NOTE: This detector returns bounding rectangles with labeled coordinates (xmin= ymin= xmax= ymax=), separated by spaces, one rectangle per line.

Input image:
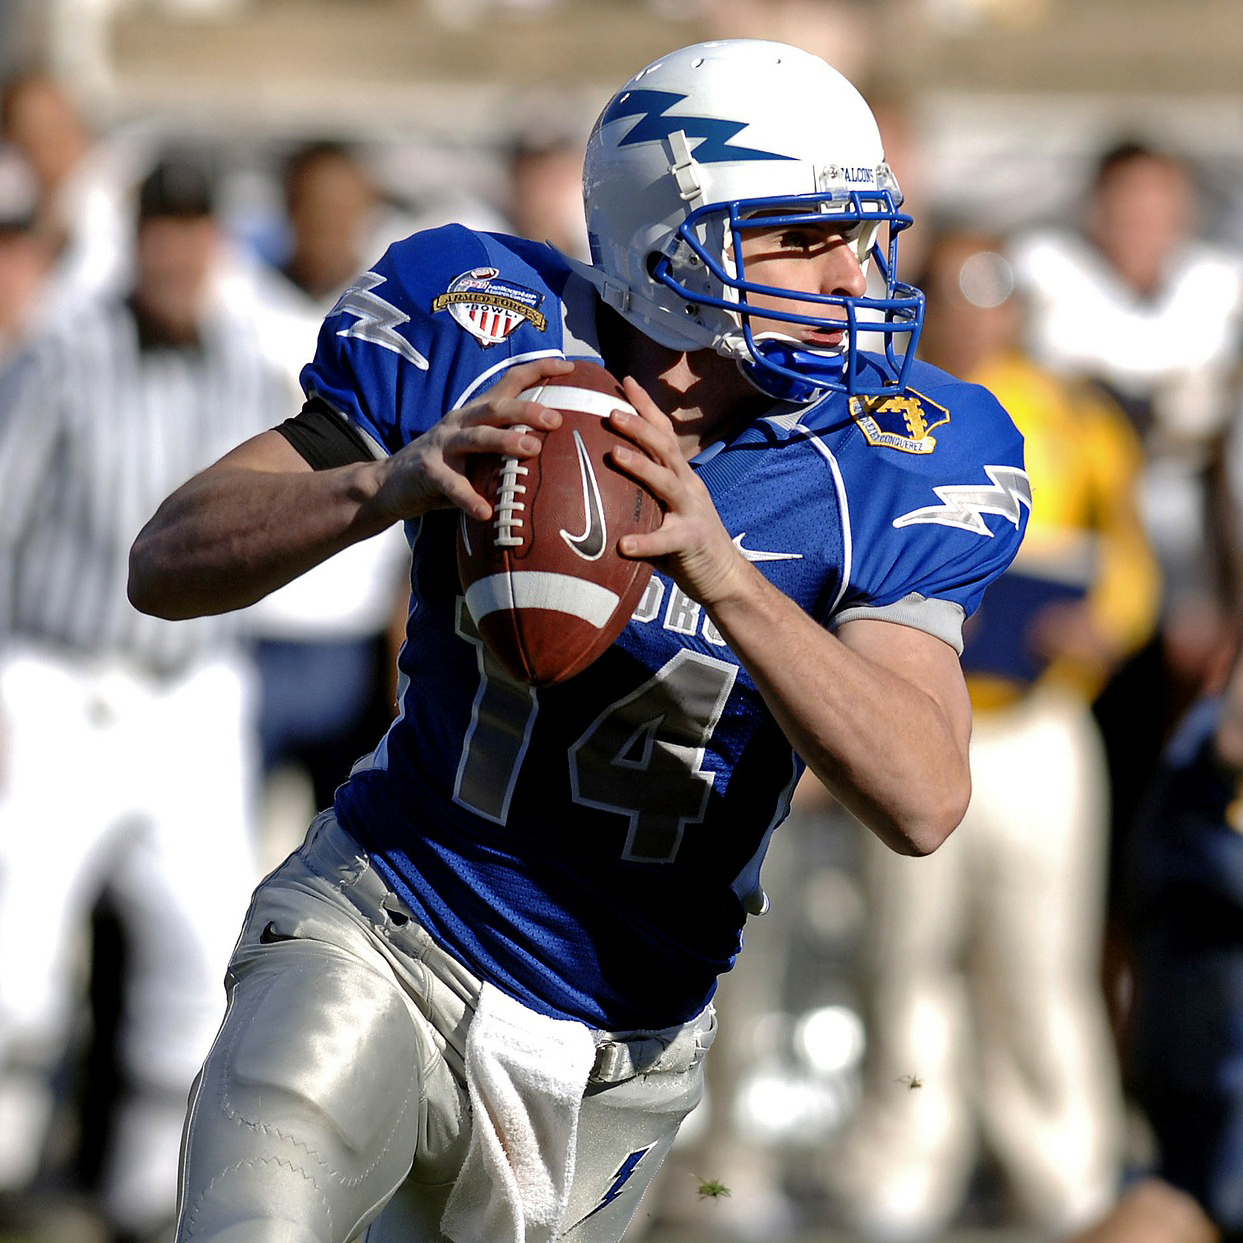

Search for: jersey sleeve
xmin=297 ymin=225 xmax=570 ymax=457
xmin=273 ymin=397 xmax=379 ymax=469
xmin=832 ymin=376 xmax=1030 ymax=653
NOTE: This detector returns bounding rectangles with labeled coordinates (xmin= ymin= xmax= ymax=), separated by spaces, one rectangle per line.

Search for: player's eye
xmin=778 ymin=230 xmax=817 ymax=252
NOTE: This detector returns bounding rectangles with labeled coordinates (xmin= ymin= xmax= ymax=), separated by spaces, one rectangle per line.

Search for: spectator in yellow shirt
xmin=835 ymin=227 xmax=1161 ymax=1242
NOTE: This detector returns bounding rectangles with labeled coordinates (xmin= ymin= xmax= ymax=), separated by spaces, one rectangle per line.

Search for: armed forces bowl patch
xmin=849 ymin=391 xmax=949 ymax=454
xmin=433 ymin=267 xmax=547 ymax=347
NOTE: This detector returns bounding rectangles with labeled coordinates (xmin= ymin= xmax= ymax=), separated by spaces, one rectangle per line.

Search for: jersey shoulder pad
xmin=325 ymin=224 xmax=569 ymax=361
xmin=847 ymin=358 xmax=1024 ymax=474
xmin=300 ymin=227 xmax=572 ymax=454
xmin=835 ymin=359 xmax=1031 ymax=633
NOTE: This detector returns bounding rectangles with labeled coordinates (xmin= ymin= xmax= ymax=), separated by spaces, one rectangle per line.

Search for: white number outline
xmin=568 ymin=649 xmax=737 ymax=863
xmin=453 ymin=599 xmax=538 ymax=824
xmin=453 ymin=601 xmax=737 ymax=864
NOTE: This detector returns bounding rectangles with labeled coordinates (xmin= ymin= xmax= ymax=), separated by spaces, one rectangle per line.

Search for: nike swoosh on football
xmin=560 ymin=430 xmax=607 ymax=561
xmin=732 ymin=532 xmax=802 ymax=562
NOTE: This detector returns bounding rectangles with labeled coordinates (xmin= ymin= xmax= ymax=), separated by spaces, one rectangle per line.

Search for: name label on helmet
xmin=819 ymin=164 xmax=879 ymax=191
xmin=850 ymin=392 xmax=949 ymax=454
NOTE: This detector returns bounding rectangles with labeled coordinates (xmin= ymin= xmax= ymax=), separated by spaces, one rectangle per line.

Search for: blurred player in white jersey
xmin=0 ymin=148 xmax=283 ymax=1239
xmin=1011 ymin=140 xmax=1243 ymax=869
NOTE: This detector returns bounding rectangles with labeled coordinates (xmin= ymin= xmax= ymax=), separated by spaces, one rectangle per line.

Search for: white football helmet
xmin=565 ymin=39 xmax=924 ymax=400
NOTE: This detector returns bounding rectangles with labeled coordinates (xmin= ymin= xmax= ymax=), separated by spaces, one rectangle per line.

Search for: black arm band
xmin=273 ymin=396 xmax=377 ymax=470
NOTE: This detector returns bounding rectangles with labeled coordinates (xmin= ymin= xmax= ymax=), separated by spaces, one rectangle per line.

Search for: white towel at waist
xmin=441 ymin=981 xmax=598 ymax=1243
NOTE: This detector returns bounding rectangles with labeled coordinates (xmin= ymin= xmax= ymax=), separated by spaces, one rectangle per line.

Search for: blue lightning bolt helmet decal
xmin=603 ymin=89 xmax=795 ymax=165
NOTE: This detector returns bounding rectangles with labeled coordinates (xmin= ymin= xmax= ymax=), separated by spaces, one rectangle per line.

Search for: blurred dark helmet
xmin=137 ymin=148 xmax=218 ymax=222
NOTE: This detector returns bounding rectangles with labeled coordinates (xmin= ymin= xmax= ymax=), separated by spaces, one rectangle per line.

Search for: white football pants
xmin=0 ymin=642 xmax=261 ymax=1233
xmin=177 ymin=812 xmax=715 ymax=1243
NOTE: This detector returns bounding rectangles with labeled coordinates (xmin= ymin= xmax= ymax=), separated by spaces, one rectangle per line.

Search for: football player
xmin=129 ymin=39 xmax=1029 ymax=1243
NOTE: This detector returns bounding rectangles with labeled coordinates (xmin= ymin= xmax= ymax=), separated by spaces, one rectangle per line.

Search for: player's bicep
xmin=836 ymin=617 xmax=973 ymax=756
xmin=205 ymin=427 xmax=317 ymax=478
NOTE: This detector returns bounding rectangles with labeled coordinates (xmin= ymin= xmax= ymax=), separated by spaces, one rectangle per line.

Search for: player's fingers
xmin=618 ymin=517 xmax=718 ymax=565
xmin=619 ymin=375 xmax=674 ymax=430
xmin=606 ymin=405 xmax=681 ymax=470
xmin=439 ymin=474 xmax=492 ymax=520
xmin=453 ymin=421 xmax=546 ymax=460
xmin=492 ymin=355 xmax=576 ymax=398
xmin=609 ymin=440 xmax=677 ymax=500
xmin=611 ymin=447 xmax=709 ymax=535
xmin=616 ymin=378 xmax=690 ymax=465
xmin=457 ymin=395 xmax=563 ymax=433
xmin=617 ymin=527 xmax=677 ymax=561
xmin=384 ymin=447 xmax=492 ymax=521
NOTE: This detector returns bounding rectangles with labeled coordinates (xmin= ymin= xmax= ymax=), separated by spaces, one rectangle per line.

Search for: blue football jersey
xmin=1127 ymin=695 xmax=1243 ymax=921
xmin=301 ymin=224 xmax=1030 ymax=1030
xmin=1122 ymin=696 xmax=1243 ymax=1228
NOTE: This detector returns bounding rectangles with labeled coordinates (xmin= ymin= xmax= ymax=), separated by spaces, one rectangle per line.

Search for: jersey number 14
xmin=454 ymin=600 xmax=736 ymax=863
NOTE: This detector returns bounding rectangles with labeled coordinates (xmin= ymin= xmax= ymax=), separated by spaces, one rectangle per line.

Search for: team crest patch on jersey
xmin=849 ymin=391 xmax=949 ymax=454
xmin=432 ymin=267 xmax=547 ymax=347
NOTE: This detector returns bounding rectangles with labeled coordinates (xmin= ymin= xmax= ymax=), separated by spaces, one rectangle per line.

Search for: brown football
xmin=456 ymin=360 xmax=660 ymax=685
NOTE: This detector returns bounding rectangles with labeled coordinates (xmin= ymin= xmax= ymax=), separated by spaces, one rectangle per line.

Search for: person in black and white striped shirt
xmin=0 ymin=147 xmax=287 ymax=1238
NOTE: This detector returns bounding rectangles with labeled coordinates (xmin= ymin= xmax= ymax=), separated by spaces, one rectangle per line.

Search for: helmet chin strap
xmin=663 ymin=130 xmax=706 ymax=211
xmin=732 ymin=332 xmax=845 ymax=405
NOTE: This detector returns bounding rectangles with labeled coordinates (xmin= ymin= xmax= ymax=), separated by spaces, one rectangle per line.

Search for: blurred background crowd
xmin=0 ymin=1 xmax=1242 ymax=1242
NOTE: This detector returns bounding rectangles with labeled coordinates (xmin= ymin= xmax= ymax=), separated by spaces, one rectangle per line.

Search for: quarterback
xmin=129 ymin=39 xmax=1028 ymax=1243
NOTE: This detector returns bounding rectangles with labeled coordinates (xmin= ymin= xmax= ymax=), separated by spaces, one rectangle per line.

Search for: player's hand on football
xmin=607 ymin=376 xmax=752 ymax=607
xmin=371 ymin=357 xmax=572 ymax=522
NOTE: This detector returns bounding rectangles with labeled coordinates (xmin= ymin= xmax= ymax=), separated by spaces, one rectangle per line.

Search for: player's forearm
xmin=128 ymin=458 xmax=393 ymax=620
xmin=704 ymin=563 xmax=971 ymax=854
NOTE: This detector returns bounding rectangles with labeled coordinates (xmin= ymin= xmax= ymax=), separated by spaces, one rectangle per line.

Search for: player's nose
xmin=822 ymin=243 xmax=868 ymax=299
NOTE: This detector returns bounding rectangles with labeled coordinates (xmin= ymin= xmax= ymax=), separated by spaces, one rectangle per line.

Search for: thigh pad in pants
xmin=176 ymin=868 xmax=468 ymax=1243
